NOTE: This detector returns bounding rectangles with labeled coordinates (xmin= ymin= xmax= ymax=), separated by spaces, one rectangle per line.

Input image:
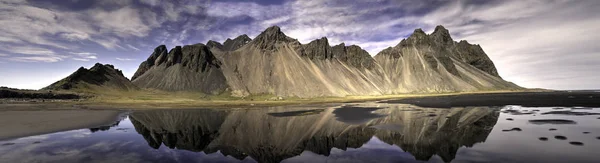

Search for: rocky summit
xmin=207 ymin=34 xmax=252 ymax=52
xmin=131 ymin=43 xmax=228 ymax=94
xmin=128 ymin=25 xmax=520 ymax=97
xmin=45 ymin=63 xmax=137 ymax=91
xmin=51 ymin=25 xmax=519 ymax=97
xmin=374 ymin=25 xmax=515 ymax=92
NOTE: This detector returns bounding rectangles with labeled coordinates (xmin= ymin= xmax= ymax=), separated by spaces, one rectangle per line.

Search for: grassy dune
xmin=66 ymin=88 xmax=531 ymax=110
xmin=0 ymin=83 xmax=539 ymax=110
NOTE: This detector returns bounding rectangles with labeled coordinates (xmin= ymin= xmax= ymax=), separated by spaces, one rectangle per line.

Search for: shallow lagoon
xmin=1 ymin=100 xmax=600 ymax=162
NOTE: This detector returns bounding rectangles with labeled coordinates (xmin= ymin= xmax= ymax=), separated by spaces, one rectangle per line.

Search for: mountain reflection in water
xmin=129 ymin=104 xmax=499 ymax=163
xmin=3 ymin=103 xmax=598 ymax=163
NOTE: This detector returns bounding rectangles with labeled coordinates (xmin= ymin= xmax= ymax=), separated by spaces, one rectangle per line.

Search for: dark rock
xmin=132 ymin=44 xmax=228 ymax=94
xmin=554 ymin=135 xmax=567 ymax=140
xmin=300 ymin=37 xmax=333 ymax=60
xmin=44 ymin=63 xmax=137 ymax=91
xmin=298 ymin=39 xmax=376 ymax=69
xmin=541 ymin=111 xmax=600 ymax=116
xmin=165 ymin=46 xmax=183 ymax=67
xmin=453 ymin=40 xmax=499 ymax=77
xmin=506 ymin=118 xmax=514 ymax=121
xmin=223 ymin=34 xmax=252 ymax=51
xmin=206 ymin=40 xmax=224 ymax=50
xmin=502 ymin=128 xmax=522 ymax=132
xmin=132 ymin=45 xmax=168 ymax=80
xmin=528 ymin=119 xmax=577 ymax=125
xmin=180 ymin=44 xmax=222 ymax=72
xmin=250 ymin=26 xmax=296 ymax=50
xmin=583 ymin=132 xmax=590 ymax=134
xmin=431 ymin=25 xmax=453 ymax=45
xmin=569 ymin=141 xmax=584 ymax=146
xmin=539 ymin=137 xmax=548 ymax=141
xmin=268 ymin=109 xmax=325 ymax=117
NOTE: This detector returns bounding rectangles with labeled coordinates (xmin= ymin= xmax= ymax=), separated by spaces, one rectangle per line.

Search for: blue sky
xmin=0 ymin=0 xmax=599 ymax=90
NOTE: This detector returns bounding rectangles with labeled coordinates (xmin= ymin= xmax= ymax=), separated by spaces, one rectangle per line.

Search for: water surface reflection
xmin=1 ymin=103 xmax=599 ymax=163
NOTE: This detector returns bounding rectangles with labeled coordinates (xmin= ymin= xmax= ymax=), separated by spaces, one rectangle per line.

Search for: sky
xmin=0 ymin=0 xmax=599 ymax=90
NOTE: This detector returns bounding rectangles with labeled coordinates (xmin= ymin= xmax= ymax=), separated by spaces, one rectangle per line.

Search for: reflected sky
xmin=0 ymin=104 xmax=599 ymax=163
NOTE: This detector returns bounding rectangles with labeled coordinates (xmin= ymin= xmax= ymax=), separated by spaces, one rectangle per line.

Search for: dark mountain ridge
xmin=44 ymin=63 xmax=137 ymax=91
xmin=48 ymin=25 xmax=520 ymax=97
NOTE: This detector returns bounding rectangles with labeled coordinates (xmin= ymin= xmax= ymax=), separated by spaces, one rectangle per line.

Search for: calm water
xmin=1 ymin=102 xmax=599 ymax=163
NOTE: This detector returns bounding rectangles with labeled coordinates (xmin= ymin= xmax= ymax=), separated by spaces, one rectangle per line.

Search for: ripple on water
xmin=506 ymin=118 xmax=514 ymax=121
xmin=549 ymin=128 xmax=557 ymax=131
xmin=539 ymin=137 xmax=548 ymax=141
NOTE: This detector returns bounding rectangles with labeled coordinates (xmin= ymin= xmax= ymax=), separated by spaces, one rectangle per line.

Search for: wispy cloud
xmin=9 ymin=56 xmax=65 ymax=62
xmin=126 ymin=44 xmax=141 ymax=51
xmin=69 ymin=52 xmax=98 ymax=61
xmin=116 ymin=58 xmax=135 ymax=61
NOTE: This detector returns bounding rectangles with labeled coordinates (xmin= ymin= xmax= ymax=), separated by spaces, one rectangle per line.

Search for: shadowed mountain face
xmin=130 ymin=105 xmax=499 ymax=163
xmin=207 ymin=35 xmax=252 ymax=52
xmin=130 ymin=25 xmax=520 ymax=97
xmin=131 ymin=44 xmax=228 ymax=94
xmin=44 ymin=63 xmax=137 ymax=91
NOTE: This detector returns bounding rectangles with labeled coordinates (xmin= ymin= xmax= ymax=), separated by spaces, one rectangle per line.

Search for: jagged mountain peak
xmin=433 ymin=25 xmax=449 ymax=34
xmin=44 ymin=63 xmax=136 ymax=91
xmin=234 ymin=34 xmax=250 ymax=40
xmin=308 ymin=37 xmax=330 ymax=46
xmin=89 ymin=63 xmax=121 ymax=76
xmin=413 ymin=28 xmax=427 ymax=36
xmin=131 ymin=43 xmax=228 ymax=94
xmin=223 ymin=34 xmax=252 ymax=51
xmin=431 ymin=25 xmax=453 ymax=44
xmin=300 ymin=37 xmax=333 ymax=60
xmin=375 ymin=26 xmax=504 ymax=79
xmin=131 ymin=45 xmax=169 ymax=81
xmin=125 ymin=25 xmax=516 ymax=97
xmin=206 ymin=40 xmax=224 ymax=49
xmin=250 ymin=25 xmax=296 ymax=50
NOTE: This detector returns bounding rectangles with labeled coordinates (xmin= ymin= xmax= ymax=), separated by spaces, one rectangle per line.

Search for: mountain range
xmin=47 ymin=25 xmax=520 ymax=97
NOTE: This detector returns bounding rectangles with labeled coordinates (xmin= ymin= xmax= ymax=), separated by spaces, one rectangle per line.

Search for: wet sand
xmin=382 ymin=91 xmax=600 ymax=108
xmin=0 ymin=110 xmax=122 ymax=140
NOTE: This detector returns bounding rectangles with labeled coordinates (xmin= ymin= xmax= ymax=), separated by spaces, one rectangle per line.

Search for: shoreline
xmin=0 ymin=90 xmax=543 ymax=110
xmin=0 ymin=110 xmax=122 ymax=141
